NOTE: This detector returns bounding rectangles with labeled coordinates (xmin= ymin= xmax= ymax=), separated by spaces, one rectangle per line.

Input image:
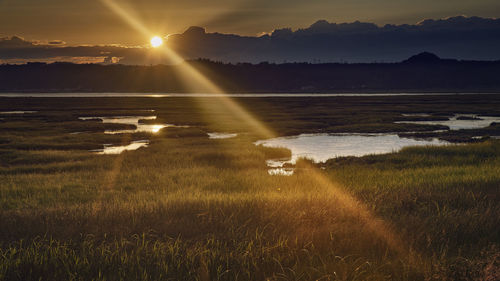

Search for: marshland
xmin=0 ymin=94 xmax=499 ymax=280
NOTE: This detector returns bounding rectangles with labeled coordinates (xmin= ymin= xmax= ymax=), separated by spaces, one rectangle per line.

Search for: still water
xmin=0 ymin=111 xmax=38 ymax=114
xmin=91 ymin=140 xmax=150 ymax=155
xmin=79 ymin=115 xmax=181 ymax=153
xmin=79 ymin=116 xmax=184 ymax=134
xmin=0 ymin=93 xmax=491 ymax=98
xmin=396 ymin=114 xmax=500 ymax=130
xmin=255 ymin=133 xmax=448 ymax=175
xmin=207 ymin=132 xmax=238 ymax=139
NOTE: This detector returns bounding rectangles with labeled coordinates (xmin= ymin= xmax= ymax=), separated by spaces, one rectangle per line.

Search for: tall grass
xmin=0 ymin=136 xmax=498 ymax=280
xmin=0 ymin=96 xmax=499 ymax=280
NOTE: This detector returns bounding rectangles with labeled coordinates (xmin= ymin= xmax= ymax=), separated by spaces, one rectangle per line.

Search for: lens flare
xmin=99 ymin=0 xmax=415 ymax=261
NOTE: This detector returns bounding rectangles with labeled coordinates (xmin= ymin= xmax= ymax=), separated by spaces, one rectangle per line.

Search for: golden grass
xmin=0 ymin=134 xmax=499 ymax=280
xmin=0 ymin=95 xmax=499 ymax=280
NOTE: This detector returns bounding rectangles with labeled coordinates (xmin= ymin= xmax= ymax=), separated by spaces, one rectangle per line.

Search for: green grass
xmin=0 ymin=95 xmax=499 ymax=280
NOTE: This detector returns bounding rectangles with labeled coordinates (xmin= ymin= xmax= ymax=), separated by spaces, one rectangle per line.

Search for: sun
xmin=150 ymin=36 xmax=163 ymax=48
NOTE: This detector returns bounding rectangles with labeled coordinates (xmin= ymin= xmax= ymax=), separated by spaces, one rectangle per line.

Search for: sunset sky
xmin=1 ymin=0 xmax=499 ymax=45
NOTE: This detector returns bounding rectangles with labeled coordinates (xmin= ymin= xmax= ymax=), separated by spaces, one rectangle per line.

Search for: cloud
xmin=0 ymin=36 xmax=35 ymax=48
xmin=0 ymin=36 xmax=179 ymax=65
xmin=103 ymin=56 xmax=122 ymax=64
xmin=166 ymin=16 xmax=500 ymax=62
xmin=48 ymin=40 xmax=66 ymax=45
xmin=1 ymin=16 xmax=500 ymax=64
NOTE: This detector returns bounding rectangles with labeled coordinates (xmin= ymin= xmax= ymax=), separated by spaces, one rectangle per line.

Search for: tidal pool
xmin=255 ymin=133 xmax=448 ymax=175
xmin=207 ymin=132 xmax=238 ymax=139
xmin=396 ymin=114 xmax=500 ymax=130
xmin=267 ymin=168 xmax=295 ymax=176
xmin=91 ymin=140 xmax=149 ymax=154
xmin=79 ymin=116 xmax=183 ymax=134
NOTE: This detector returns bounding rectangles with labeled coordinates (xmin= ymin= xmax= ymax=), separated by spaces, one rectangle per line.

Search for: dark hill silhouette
xmin=1 ymin=53 xmax=499 ymax=93
xmin=404 ymin=52 xmax=443 ymax=64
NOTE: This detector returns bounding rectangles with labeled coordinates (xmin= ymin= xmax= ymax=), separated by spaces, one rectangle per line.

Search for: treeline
xmin=1 ymin=53 xmax=500 ymax=93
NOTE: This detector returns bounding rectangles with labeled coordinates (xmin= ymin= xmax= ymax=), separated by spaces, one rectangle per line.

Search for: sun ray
xmin=99 ymin=0 xmax=273 ymax=138
xmin=98 ymin=0 xmax=417 ymax=260
xmin=100 ymin=0 xmax=152 ymax=37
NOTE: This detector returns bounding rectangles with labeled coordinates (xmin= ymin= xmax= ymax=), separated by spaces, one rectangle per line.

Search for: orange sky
xmin=1 ymin=0 xmax=499 ymax=45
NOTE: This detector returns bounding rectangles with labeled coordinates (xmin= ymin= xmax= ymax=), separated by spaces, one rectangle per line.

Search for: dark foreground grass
xmin=0 ymin=96 xmax=499 ymax=280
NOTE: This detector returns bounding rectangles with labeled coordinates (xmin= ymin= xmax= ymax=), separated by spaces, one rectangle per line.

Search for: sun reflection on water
xmin=151 ymin=125 xmax=164 ymax=133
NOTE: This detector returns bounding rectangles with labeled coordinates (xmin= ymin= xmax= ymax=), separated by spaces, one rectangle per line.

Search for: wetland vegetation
xmin=0 ymin=94 xmax=499 ymax=280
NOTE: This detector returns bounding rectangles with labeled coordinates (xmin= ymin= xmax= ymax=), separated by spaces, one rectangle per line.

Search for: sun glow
xmin=150 ymin=36 xmax=163 ymax=48
xmin=100 ymin=0 xmax=413 ymax=261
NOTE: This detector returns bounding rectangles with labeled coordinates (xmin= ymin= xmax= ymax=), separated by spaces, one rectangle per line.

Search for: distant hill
xmin=403 ymin=52 xmax=442 ymax=63
xmin=1 ymin=53 xmax=500 ymax=93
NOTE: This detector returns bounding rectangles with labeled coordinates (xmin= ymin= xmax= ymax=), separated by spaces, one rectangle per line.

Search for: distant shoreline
xmin=2 ymin=54 xmax=500 ymax=93
xmin=1 ymin=92 xmax=500 ymax=98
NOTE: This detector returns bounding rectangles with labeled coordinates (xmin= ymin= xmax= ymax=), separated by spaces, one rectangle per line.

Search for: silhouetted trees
xmin=1 ymin=53 xmax=499 ymax=93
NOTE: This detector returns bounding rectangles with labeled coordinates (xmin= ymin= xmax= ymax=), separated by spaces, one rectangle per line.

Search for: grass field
xmin=0 ymin=95 xmax=499 ymax=280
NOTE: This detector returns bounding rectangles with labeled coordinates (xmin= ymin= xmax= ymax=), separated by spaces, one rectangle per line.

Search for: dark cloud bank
xmin=1 ymin=16 xmax=500 ymax=64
